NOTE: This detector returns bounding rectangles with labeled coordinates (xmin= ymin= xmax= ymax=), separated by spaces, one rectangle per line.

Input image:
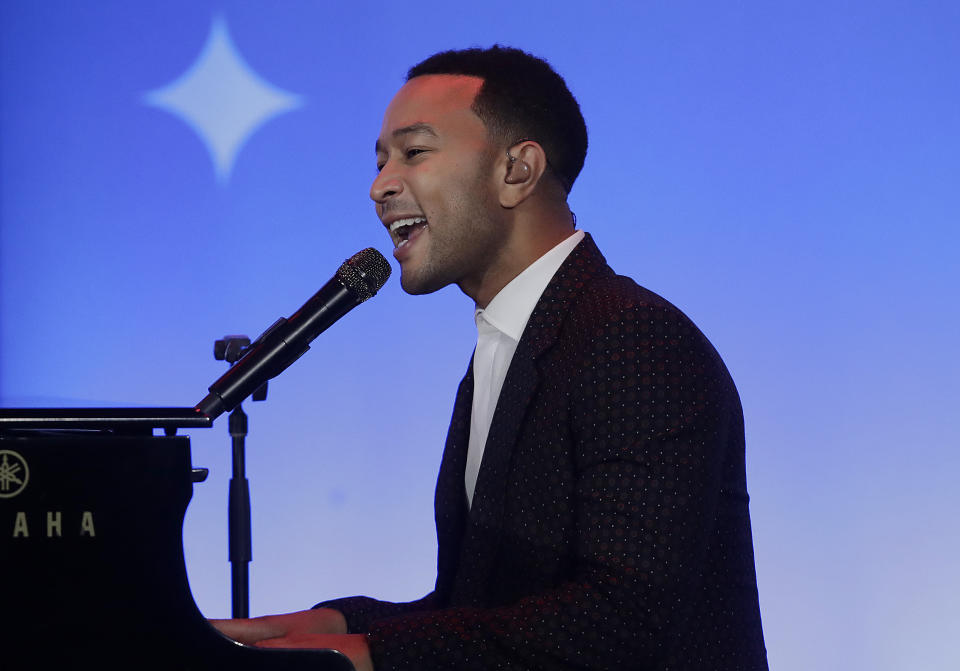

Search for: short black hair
xmin=407 ymin=45 xmax=588 ymax=193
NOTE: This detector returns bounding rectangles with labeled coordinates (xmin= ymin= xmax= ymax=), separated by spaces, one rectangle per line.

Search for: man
xmin=215 ymin=46 xmax=768 ymax=670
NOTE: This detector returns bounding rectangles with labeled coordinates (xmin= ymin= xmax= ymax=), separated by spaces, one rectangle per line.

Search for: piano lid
xmin=0 ymin=407 xmax=213 ymax=433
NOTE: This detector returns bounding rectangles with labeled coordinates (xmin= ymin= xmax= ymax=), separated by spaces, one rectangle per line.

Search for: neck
xmin=462 ymin=207 xmax=575 ymax=308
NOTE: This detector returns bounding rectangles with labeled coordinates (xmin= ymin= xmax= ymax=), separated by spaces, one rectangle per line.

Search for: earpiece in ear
xmin=505 ymin=151 xmax=531 ymax=184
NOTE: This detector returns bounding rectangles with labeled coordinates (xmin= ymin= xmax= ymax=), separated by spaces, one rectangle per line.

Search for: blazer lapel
xmin=451 ymin=233 xmax=611 ymax=605
xmin=432 ymin=360 xmax=473 ymax=601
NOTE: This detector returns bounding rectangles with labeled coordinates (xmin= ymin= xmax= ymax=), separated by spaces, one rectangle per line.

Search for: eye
xmin=405 ymin=147 xmax=427 ymax=160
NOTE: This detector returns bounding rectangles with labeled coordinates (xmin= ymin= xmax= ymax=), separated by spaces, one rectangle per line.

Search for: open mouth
xmin=389 ymin=216 xmax=428 ymax=248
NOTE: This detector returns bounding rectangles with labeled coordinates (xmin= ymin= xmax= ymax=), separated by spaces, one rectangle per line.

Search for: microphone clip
xmin=213 ymin=335 xmax=268 ymax=402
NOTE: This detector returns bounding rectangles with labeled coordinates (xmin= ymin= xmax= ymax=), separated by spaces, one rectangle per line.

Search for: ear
xmin=498 ymin=140 xmax=548 ymax=208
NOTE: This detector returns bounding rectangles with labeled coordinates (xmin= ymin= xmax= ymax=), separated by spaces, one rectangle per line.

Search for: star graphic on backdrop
xmin=143 ymin=17 xmax=303 ymax=184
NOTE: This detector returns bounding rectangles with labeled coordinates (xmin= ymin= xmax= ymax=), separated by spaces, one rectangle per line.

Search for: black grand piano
xmin=0 ymin=407 xmax=353 ymax=670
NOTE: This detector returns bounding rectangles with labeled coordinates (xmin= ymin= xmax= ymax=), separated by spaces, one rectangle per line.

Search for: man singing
xmin=215 ymin=45 xmax=768 ymax=671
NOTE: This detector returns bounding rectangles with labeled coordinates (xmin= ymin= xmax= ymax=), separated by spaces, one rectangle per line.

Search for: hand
xmin=210 ymin=607 xmax=347 ymax=644
xmin=210 ymin=609 xmax=372 ymax=670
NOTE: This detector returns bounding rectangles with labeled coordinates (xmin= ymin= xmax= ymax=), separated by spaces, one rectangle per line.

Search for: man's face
xmin=372 ymin=75 xmax=506 ymax=298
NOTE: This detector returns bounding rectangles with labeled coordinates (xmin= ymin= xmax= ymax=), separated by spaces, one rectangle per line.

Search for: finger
xmin=254 ymin=636 xmax=292 ymax=648
xmin=209 ymin=617 xmax=286 ymax=645
xmin=209 ymin=618 xmax=254 ymax=644
xmin=254 ymin=633 xmax=347 ymax=650
xmin=255 ymin=634 xmax=332 ymax=649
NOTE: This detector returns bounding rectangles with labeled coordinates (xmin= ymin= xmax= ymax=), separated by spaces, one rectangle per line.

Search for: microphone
xmin=196 ymin=248 xmax=391 ymax=420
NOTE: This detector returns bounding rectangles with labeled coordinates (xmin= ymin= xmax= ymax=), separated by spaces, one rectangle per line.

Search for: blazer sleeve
xmin=347 ymin=299 xmax=756 ymax=670
xmin=313 ymin=592 xmax=441 ymax=634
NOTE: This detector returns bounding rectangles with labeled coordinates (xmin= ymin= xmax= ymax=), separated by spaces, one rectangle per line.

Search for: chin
xmin=400 ymin=269 xmax=449 ymax=296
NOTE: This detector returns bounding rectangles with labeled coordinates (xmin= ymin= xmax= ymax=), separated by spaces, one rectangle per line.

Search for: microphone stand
xmin=196 ymin=249 xmax=391 ymax=618
xmin=228 ymin=403 xmax=251 ymax=619
xmin=213 ymin=336 xmax=267 ymax=619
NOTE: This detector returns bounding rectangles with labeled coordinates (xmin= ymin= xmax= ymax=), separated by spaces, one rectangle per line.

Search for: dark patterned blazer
xmin=319 ymin=234 xmax=768 ymax=670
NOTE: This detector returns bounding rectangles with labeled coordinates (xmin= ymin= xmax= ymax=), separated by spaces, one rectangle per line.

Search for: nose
xmin=370 ymin=166 xmax=403 ymax=203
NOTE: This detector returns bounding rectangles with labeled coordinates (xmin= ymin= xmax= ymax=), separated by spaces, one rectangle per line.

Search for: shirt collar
xmin=474 ymin=230 xmax=585 ymax=341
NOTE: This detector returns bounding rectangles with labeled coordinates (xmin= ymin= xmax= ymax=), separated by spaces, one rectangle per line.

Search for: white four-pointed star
xmin=144 ymin=17 xmax=303 ymax=183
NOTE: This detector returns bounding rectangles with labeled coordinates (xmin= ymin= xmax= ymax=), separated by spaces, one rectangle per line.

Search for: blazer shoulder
xmin=575 ymin=271 xmax=698 ymax=333
xmin=568 ymin=270 xmax=740 ymax=403
xmin=556 ymin=234 xmax=695 ymax=326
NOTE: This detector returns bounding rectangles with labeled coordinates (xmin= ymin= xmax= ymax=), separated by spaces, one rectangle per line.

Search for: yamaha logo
xmin=0 ymin=450 xmax=29 ymax=499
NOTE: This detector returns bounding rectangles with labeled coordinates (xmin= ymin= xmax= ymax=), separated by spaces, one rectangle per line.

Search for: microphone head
xmin=337 ymin=248 xmax=392 ymax=301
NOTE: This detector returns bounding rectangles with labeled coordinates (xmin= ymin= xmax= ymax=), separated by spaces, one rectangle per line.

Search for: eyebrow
xmin=375 ymin=123 xmax=439 ymax=154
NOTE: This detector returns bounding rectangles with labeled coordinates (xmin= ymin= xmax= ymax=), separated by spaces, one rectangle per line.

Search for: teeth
xmin=389 ymin=216 xmax=426 ymax=233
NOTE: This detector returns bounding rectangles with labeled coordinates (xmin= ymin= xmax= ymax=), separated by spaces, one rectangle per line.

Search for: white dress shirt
xmin=466 ymin=230 xmax=585 ymax=507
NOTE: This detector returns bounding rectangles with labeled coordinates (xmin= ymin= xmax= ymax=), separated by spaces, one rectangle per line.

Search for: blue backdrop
xmin=2 ymin=2 xmax=958 ymax=669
